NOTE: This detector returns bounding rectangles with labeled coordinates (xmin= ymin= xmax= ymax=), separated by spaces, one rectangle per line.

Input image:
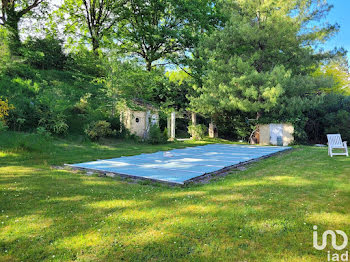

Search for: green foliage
xmin=259 ymin=75 xmax=332 ymax=143
xmin=309 ymin=95 xmax=350 ymax=143
xmin=313 ymin=56 xmax=350 ymax=95
xmin=0 ymin=66 xmax=106 ymax=134
xmin=188 ymin=124 xmax=207 ymax=140
xmin=163 ymin=128 xmax=169 ymax=140
xmin=0 ymin=28 xmax=11 ymax=73
xmin=15 ymin=132 xmax=53 ymax=152
xmin=323 ymin=110 xmax=350 ymax=140
xmin=0 ymin=0 xmax=49 ymax=55
xmin=189 ymin=0 xmax=338 ymax=119
xmin=0 ymin=97 xmax=14 ymax=121
xmin=147 ymin=124 xmax=168 ymax=144
xmin=116 ymin=0 xmax=220 ymax=70
xmin=213 ymin=110 xmax=254 ymax=140
xmin=0 ymin=0 xmax=347 ymax=146
xmin=0 ymin=121 xmax=8 ymax=132
xmin=155 ymin=69 xmax=196 ymax=113
xmin=84 ymin=120 xmax=116 ymax=141
xmin=38 ymin=111 xmax=69 ymax=136
xmin=66 ymin=47 xmax=105 ymax=76
xmin=263 ymin=93 xmax=350 ymax=144
xmin=100 ymin=57 xmax=166 ymax=113
xmin=106 ymin=116 xmax=122 ymax=136
xmin=15 ymin=118 xmax=26 ymax=131
xmin=59 ymin=0 xmax=120 ymax=53
xmin=191 ymin=62 xmax=290 ymax=116
xmin=22 ymin=37 xmax=67 ymax=70
xmin=36 ymin=126 xmax=51 ymax=138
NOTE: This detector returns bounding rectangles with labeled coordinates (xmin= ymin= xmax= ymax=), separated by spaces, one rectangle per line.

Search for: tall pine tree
xmin=189 ymin=0 xmax=339 ymax=120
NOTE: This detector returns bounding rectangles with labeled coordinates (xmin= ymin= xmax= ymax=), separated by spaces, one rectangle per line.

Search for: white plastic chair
xmin=327 ymin=134 xmax=348 ymax=157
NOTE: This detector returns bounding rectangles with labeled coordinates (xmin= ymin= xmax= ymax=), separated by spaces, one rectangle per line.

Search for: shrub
xmin=85 ymin=120 xmax=116 ymax=140
xmin=126 ymin=132 xmax=140 ymax=142
xmin=214 ymin=110 xmax=253 ymax=140
xmin=22 ymin=37 xmax=67 ymax=70
xmin=36 ymin=126 xmax=51 ymax=138
xmin=0 ymin=121 xmax=8 ymax=132
xmin=107 ymin=116 xmax=125 ymax=138
xmin=163 ymin=128 xmax=169 ymax=140
xmin=0 ymin=98 xmax=14 ymax=122
xmin=38 ymin=113 xmax=69 ymax=136
xmin=52 ymin=118 xmax=69 ymax=135
xmin=147 ymin=124 xmax=168 ymax=144
xmin=188 ymin=124 xmax=207 ymax=140
xmin=323 ymin=110 xmax=350 ymax=142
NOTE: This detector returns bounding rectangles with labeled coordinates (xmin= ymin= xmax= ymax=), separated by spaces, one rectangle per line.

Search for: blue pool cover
xmin=69 ymin=144 xmax=290 ymax=184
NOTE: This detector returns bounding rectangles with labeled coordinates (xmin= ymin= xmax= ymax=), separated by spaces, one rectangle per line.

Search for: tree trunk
xmin=256 ymin=111 xmax=262 ymax=120
xmin=191 ymin=112 xmax=197 ymax=125
xmin=146 ymin=61 xmax=152 ymax=71
xmin=5 ymin=11 xmax=21 ymax=55
xmin=92 ymin=37 xmax=100 ymax=55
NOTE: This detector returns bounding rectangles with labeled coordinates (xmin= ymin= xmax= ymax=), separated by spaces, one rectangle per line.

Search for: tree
xmin=23 ymin=37 xmax=67 ymax=70
xmin=98 ymin=55 xmax=166 ymax=116
xmin=0 ymin=27 xmax=11 ymax=72
xmin=116 ymin=0 xmax=220 ymax=71
xmin=0 ymin=0 xmax=47 ymax=54
xmin=314 ymin=55 xmax=350 ymax=95
xmin=189 ymin=0 xmax=339 ymax=120
xmin=61 ymin=0 xmax=124 ymax=54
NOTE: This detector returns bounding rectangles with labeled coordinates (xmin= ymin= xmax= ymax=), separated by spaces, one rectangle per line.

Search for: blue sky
xmin=322 ymin=0 xmax=350 ymax=62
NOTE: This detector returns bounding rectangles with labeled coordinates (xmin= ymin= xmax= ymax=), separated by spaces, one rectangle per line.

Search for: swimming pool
xmin=68 ymin=144 xmax=290 ymax=184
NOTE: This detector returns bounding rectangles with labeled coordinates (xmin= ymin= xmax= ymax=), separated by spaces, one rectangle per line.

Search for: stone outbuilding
xmin=120 ymin=101 xmax=159 ymax=139
xmin=257 ymin=123 xmax=294 ymax=146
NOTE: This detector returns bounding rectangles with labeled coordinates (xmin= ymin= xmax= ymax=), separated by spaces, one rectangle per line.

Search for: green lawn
xmin=0 ymin=132 xmax=349 ymax=262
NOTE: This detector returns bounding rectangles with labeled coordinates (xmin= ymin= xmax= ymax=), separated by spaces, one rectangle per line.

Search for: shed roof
xmin=122 ymin=98 xmax=158 ymax=111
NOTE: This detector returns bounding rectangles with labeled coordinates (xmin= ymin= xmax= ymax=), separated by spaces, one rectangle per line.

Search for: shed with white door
xmin=258 ymin=123 xmax=294 ymax=146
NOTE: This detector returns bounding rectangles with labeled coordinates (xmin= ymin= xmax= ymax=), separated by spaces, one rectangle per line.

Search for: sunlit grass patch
xmin=178 ymin=204 xmax=219 ymax=215
xmin=87 ymin=199 xmax=144 ymax=209
xmin=124 ymin=228 xmax=175 ymax=246
xmin=266 ymin=176 xmax=314 ymax=186
xmin=209 ymin=192 xmax=245 ymax=202
xmin=0 ymin=166 xmax=42 ymax=175
xmin=248 ymin=218 xmax=295 ymax=233
xmin=48 ymin=196 xmax=87 ymax=202
xmin=160 ymin=190 xmax=206 ymax=198
xmin=0 ymin=214 xmax=53 ymax=241
xmin=306 ymin=212 xmax=350 ymax=226
xmin=55 ymin=231 xmax=104 ymax=249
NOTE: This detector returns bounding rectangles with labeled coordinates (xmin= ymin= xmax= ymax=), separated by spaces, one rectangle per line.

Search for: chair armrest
xmin=343 ymin=141 xmax=347 ymax=147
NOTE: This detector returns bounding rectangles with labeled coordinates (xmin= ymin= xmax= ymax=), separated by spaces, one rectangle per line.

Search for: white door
xmin=270 ymin=124 xmax=283 ymax=145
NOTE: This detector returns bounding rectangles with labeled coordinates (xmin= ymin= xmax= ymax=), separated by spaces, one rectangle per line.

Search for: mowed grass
xmin=0 ymin=132 xmax=349 ymax=262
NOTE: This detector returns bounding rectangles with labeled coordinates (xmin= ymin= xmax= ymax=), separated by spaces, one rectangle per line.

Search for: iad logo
xmin=313 ymin=225 xmax=348 ymax=261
